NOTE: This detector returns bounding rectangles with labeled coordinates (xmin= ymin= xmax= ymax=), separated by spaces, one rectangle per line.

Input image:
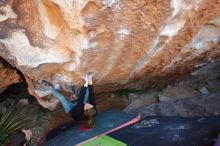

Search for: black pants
xmin=78 ymin=85 xmax=96 ymax=108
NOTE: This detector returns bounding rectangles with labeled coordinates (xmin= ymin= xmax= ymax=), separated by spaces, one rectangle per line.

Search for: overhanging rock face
xmin=0 ymin=57 xmax=21 ymax=93
xmin=0 ymin=0 xmax=220 ymax=110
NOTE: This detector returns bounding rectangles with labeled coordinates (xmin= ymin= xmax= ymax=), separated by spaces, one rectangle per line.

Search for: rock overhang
xmin=0 ymin=0 xmax=219 ymax=110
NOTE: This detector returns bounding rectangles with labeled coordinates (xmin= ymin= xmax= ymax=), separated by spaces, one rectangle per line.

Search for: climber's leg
xmin=77 ymin=73 xmax=92 ymax=105
xmin=87 ymin=72 xmax=96 ymax=107
xmin=88 ymin=85 xmax=96 ymax=108
xmin=78 ymin=85 xmax=89 ymax=105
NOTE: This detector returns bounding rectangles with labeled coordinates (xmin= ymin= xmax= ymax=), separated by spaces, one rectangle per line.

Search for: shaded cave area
xmin=0 ymin=58 xmax=220 ymax=145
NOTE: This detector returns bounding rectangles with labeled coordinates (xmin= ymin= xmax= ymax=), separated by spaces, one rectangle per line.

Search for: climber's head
xmin=84 ymin=105 xmax=97 ymax=128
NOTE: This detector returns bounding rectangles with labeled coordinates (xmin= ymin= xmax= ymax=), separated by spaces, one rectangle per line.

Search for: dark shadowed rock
xmin=123 ymin=92 xmax=158 ymax=112
xmin=129 ymin=94 xmax=220 ymax=117
xmin=158 ymin=85 xmax=201 ymax=102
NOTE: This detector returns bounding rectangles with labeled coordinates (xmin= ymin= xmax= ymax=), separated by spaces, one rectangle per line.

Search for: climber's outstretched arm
xmin=51 ymin=88 xmax=74 ymax=113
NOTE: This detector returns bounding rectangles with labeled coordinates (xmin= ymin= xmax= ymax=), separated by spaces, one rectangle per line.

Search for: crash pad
xmin=108 ymin=116 xmax=220 ymax=146
xmin=82 ymin=135 xmax=126 ymax=146
xmin=43 ymin=110 xmax=139 ymax=146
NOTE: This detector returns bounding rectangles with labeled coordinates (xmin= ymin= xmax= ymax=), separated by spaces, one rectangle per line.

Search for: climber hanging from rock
xmin=41 ymin=72 xmax=97 ymax=128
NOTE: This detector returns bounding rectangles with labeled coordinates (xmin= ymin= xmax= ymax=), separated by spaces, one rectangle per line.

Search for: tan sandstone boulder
xmin=0 ymin=57 xmax=21 ymax=93
xmin=0 ymin=0 xmax=220 ymax=110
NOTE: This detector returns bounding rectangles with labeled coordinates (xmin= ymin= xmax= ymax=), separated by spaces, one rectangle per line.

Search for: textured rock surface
xmin=158 ymin=85 xmax=200 ymax=101
xmin=0 ymin=57 xmax=20 ymax=93
xmin=0 ymin=0 xmax=220 ymax=109
xmin=129 ymin=93 xmax=220 ymax=117
xmin=123 ymin=92 xmax=158 ymax=112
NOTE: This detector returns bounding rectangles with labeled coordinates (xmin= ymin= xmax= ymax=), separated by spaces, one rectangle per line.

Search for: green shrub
xmin=0 ymin=106 xmax=33 ymax=146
